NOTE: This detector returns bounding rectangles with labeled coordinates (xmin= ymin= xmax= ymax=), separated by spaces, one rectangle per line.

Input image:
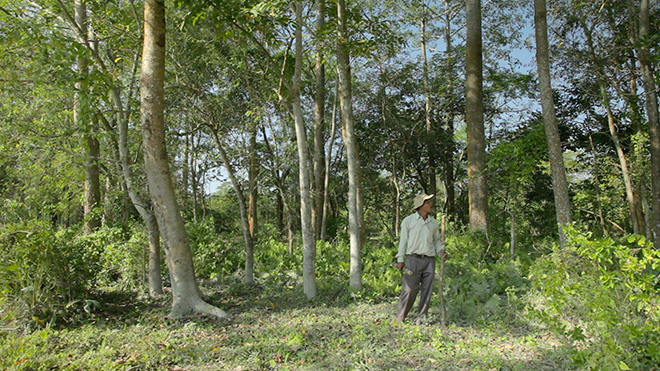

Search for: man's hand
xmin=394 ymin=262 xmax=404 ymax=271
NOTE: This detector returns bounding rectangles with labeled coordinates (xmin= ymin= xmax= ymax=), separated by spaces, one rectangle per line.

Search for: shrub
xmin=94 ymin=223 xmax=150 ymax=292
xmin=443 ymin=230 xmax=528 ymax=324
xmin=187 ymin=218 xmax=244 ymax=280
xmin=527 ymin=226 xmax=660 ymax=370
xmin=0 ymin=221 xmax=101 ymax=328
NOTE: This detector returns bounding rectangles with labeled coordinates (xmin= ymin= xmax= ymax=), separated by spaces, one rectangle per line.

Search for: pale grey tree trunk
xmin=421 ymin=16 xmax=436 ymax=196
xmin=337 ymin=0 xmax=362 ymax=290
xmin=313 ymin=0 xmax=326 ymax=241
xmin=140 ymin=0 xmax=226 ymax=318
xmin=292 ymin=0 xmax=317 ymax=299
xmin=631 ymin=0 xmax=660 ymax=247
xmin=534 ymin=0 xmax=571 ymax=245
xmin=74 ymin=0 xmax=101 ymax=234
xmin=465 ymin=0 xmax=488 ymax=234
xmin=321 ymin=86 xmax=339 ymax=242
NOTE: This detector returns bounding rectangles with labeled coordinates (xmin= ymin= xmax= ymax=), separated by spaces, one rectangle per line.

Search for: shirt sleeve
xmin=396 ymin=218 xmax=408 ymax=263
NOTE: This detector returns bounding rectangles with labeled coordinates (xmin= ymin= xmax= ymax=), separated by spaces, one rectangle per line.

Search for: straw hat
xmin=412 ymin=193 xmax=434 ymax=210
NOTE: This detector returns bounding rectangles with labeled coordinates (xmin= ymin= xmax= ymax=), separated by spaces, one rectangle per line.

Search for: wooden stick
xmin=439 ymin=215 xmax=447 ymax=326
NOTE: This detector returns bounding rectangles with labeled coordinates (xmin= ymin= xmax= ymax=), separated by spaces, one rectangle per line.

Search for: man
xmin=394 ymin=193 xmax=445 ymax=323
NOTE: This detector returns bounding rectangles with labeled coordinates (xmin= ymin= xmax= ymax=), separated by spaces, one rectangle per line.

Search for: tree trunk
xmin=321 ymin=86 xmax=339 ymax=242
xmin=589 ymin=134 xmax=609 ymax=236
xmin=421 ymin=16 xmax=436 ymax=196
xmin=603 ymin=86 xmax=642 ymax=234
xmin=140 ymin=0 xmax=226 ymax=318
xmin=292 ymin=0 xmax=316 ymax=299
xmin=337 ymin=0 xmax=362 ymax=290
xmin=631 ymin=0 xmax=660 ymax=247
xmin=580 ymin=19 xmax=643 ymax=235
xmin=75 ymin=0 xmax=101 ymax=234
xmin=443 ymin=0 xmax=456 ymax=217
xmin=248 ymin=122 xmax=258 ymax=249
xmin=313 ymin=0 xmax=326 ymax=241
xmin=209 ymin=128 xmax=255 ymax=284
xmin=534 ymin=0 xmax=572 ymax=245
xmin=465 ymin=0 xmax=488 ymax=234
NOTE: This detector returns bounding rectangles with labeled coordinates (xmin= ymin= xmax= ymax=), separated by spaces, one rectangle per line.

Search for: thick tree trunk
xmin=292 ymin=0 xmax=317 ymax=299
xmin=75 ymin=0 xmax=101 ymax=234
xmin=313 ymin=0 xmax=326 ymax=241
xmin=465 ymin=0 xmax=488 ymax=234
xmin=632 ymin=0 xmax=660 ymax=247
xmin=140 ymin=0 xmax=226 ymax=318
xmin=337 ymin=0 xmax=362 ymax=290
xmin=534 ymin=0 xmax=572 ymax=245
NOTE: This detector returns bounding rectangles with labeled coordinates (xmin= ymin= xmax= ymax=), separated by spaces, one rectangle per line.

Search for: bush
xmin=0 ymin=221 xmax=101 ymax=328
xmin=187 ymin=218 xmax=244 ymax=280
xmin=527 ymin=226 xmax=660 ymax=370
xmin=443 ymin=230 xmax=529 ymax=324
xmin=94 ymin=223 xmax=150 ymax=292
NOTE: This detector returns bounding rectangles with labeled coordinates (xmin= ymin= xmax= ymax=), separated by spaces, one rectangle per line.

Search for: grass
xmin=0 ymin=280 xmax=576 ymax=370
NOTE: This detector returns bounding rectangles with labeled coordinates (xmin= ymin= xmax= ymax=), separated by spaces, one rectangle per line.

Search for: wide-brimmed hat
xmin=412 ymin=193 xmax=434 ymax=210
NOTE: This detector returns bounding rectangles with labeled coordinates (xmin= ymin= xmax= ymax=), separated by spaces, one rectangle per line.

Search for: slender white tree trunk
xmin=337 ymin=0 xmax=362 ymax=290
xmin=292 ymin=0 xmax=317 ymax=299
xmin=313 ymin=0 xmax=326 ymax=241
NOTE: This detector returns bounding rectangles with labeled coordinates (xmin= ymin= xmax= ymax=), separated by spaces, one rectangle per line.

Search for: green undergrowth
xmin=0 ymin=280 xmax=574 ymax=371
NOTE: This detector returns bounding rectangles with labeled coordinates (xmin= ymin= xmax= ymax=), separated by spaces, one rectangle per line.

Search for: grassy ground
xmin=0 ymin=282 xmax=575 ymax=370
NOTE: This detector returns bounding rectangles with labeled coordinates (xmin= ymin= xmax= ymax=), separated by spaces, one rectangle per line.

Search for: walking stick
xmin=439 ymin=215 xmax=447 ymax=327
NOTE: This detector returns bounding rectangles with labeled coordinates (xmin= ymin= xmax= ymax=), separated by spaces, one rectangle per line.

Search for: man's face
xmin=421 ymin=199 xmax=433 ymax=213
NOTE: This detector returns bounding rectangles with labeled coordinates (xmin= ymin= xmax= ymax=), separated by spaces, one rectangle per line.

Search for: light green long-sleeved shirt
xmin=396 ymin=212 xmax=445 ymax=263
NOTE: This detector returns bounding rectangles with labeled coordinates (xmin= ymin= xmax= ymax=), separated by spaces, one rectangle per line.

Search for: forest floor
xmin=0 ymin=281 xmax=576 ymax=370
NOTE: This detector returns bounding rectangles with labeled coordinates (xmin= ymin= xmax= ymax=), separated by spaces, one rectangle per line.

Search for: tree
xmin=313 ymin=0 xmax=327 ymax=241
xmin=292 ymin=0 xmax=317 ymax=299
xmin=337 ymin=0 xmax=363 ymax=290
xmin=139 ymin=0 xmax=226 ymax=318
xmin=629 ymin=0 xmax=660 ymax=248
xmin=534 ymin=0 xmax=572 ymax=244
xmin=73 ymin=0 xmax=101 ymax=234
xmin=465 ymin=0 xmax=488 ymax=233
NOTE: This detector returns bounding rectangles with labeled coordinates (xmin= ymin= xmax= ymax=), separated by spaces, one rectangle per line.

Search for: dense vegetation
xmin=1 ymin=0 xmax=659 ymax=369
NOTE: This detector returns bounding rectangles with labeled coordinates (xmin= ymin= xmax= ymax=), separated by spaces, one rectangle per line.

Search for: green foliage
xmin=93 ymin=223 xmax=151 ymax=293
xmin=0 ymin=222 xmax=100 ymax=328
xmin=187 ymin=218 xmax=243 ymax=280
xmin=527 ymin=226 xmax=660 ymax=370
xmin=443 ymin=230 xmax=529 ymax=325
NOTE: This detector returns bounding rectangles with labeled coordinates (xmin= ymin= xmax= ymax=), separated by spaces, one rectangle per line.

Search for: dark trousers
xmin=396 ymin=255 xmax=435 ymax=321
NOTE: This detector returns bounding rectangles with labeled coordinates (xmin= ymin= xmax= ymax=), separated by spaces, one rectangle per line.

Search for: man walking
xmin=394 ymin=193 xmax=445 ymax=323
